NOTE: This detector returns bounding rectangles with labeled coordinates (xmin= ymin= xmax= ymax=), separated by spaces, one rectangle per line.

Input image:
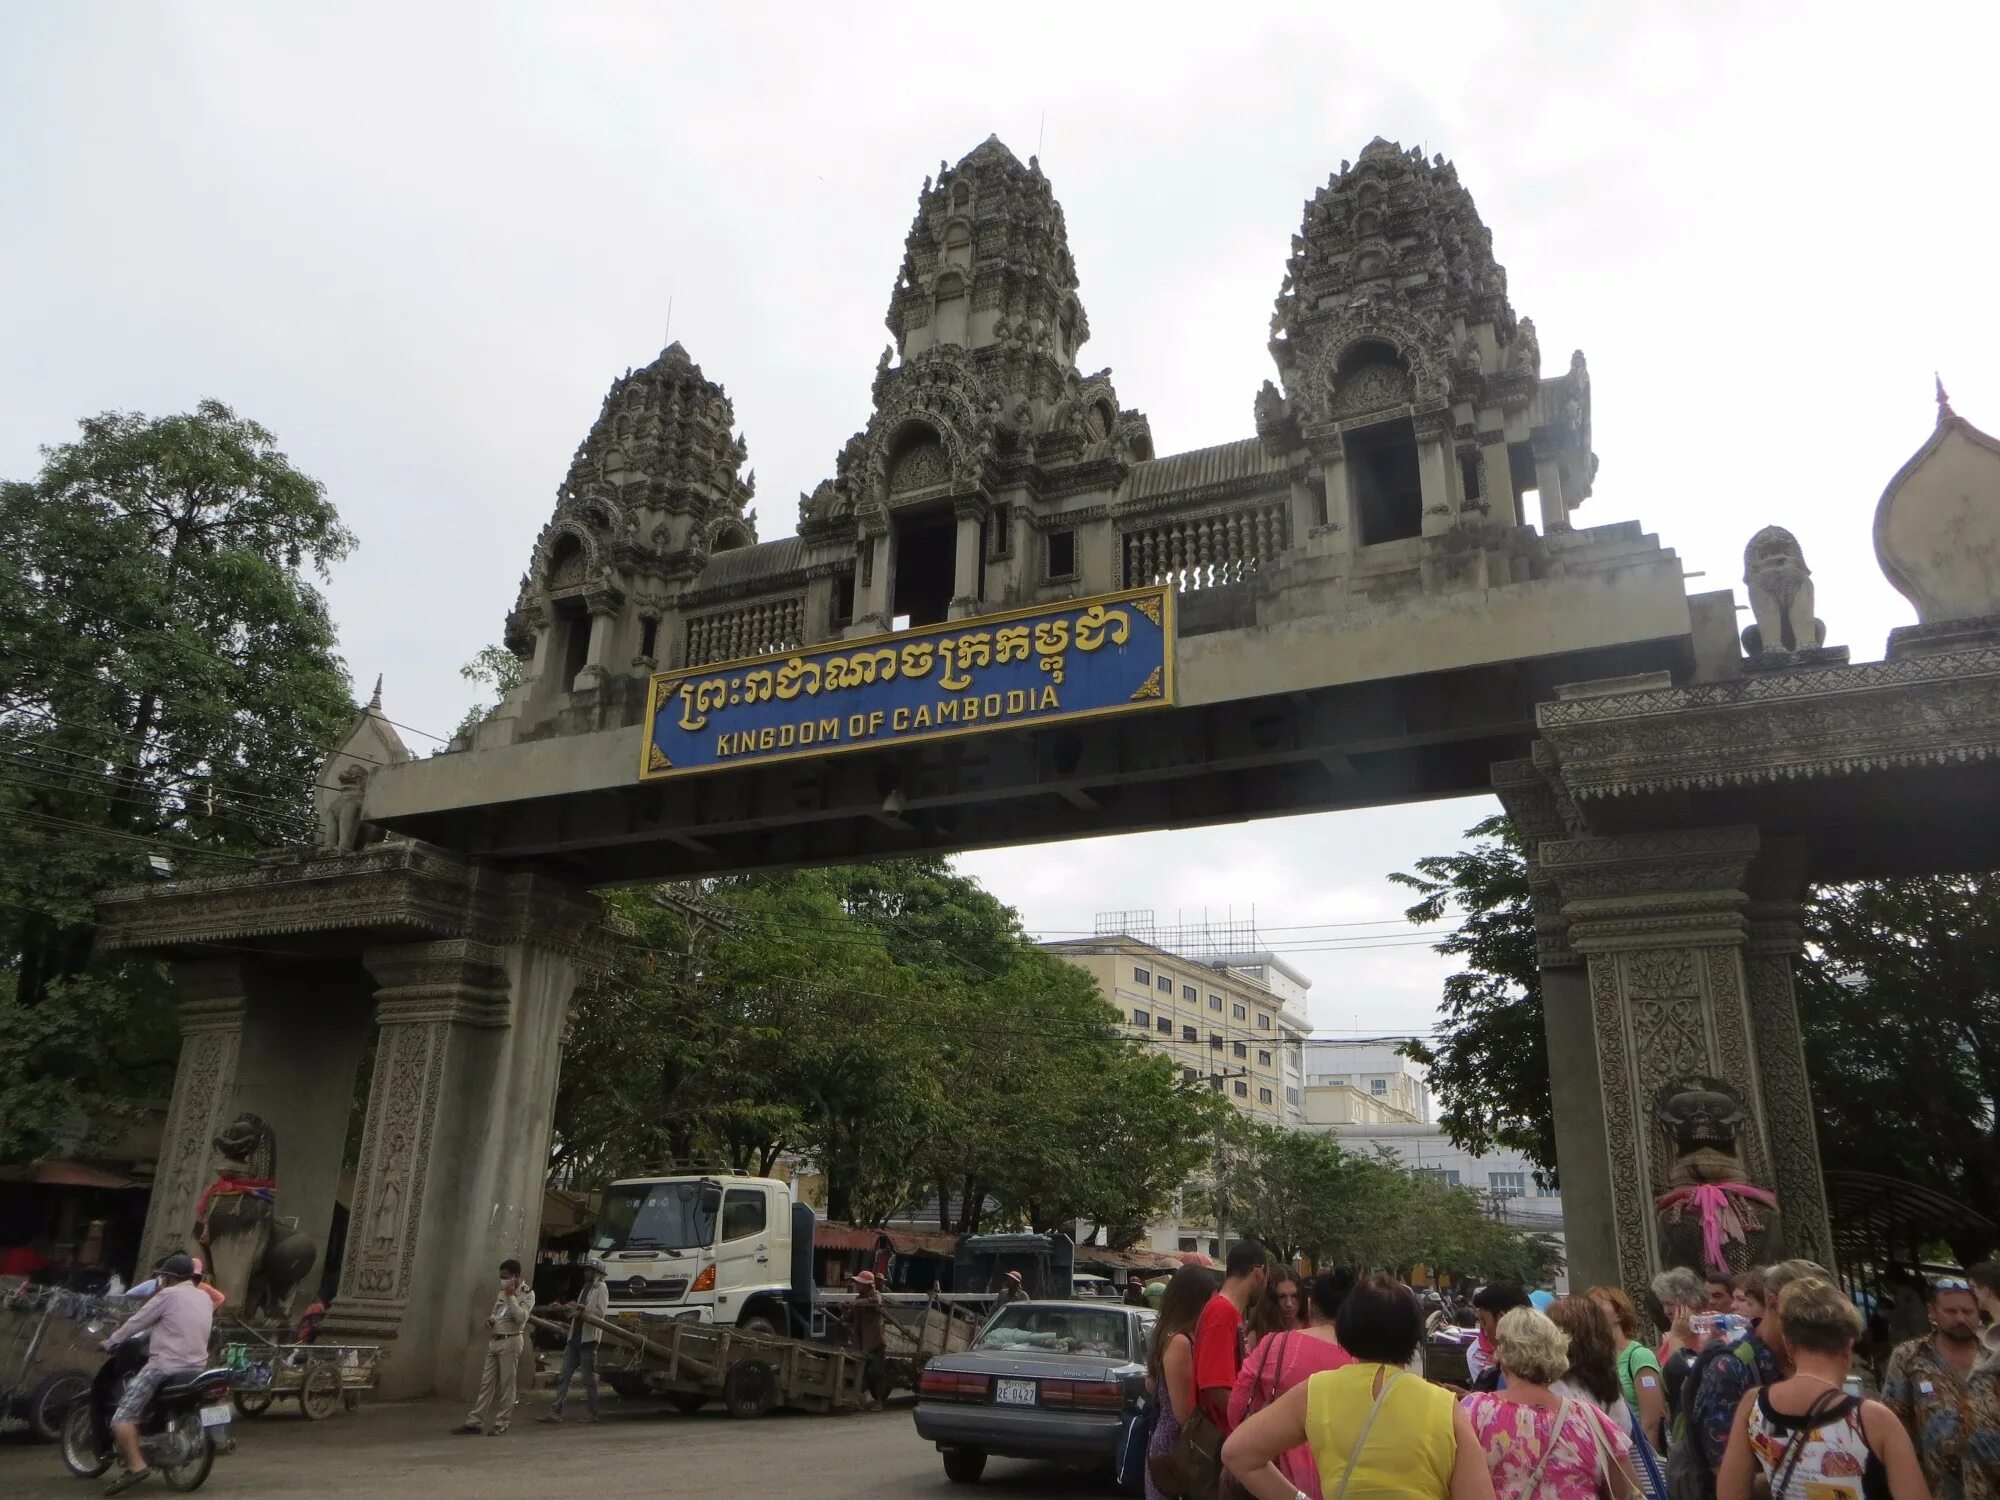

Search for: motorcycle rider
xmin=98 ymin=1251 xmax=215 ymax=1495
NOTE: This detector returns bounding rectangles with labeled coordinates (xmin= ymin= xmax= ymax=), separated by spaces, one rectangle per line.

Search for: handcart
xmin=220 ymin=1332 xmax=381 ymax=1420
xmin=0 ymin=1279 xmax=115 ymax=1442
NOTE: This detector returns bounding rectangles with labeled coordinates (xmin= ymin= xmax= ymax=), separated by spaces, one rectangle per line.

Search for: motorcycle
xmin=61 ymin=1343 xmax=235 ymax=1492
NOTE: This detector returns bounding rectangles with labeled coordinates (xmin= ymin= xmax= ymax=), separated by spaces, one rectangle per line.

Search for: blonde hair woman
xmin=1717 ymin=1278 xmax=1927 ymax=1500
xmin=1460 ymin=1307 xmax=1643 ymax=1500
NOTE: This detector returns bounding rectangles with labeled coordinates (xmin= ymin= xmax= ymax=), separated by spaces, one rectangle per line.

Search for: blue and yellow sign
xmin=640 ymin=586 xmax=1174 ymax=778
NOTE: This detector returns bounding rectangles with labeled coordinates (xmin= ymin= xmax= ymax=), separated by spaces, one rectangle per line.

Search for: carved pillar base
xmin=330 ymin=934 xmax=584 ymax=1399
xmin=1542 ymin=827 xmax=1784 ymax=1314
xmin=136 ymin=966 xmax=248 ymax=1274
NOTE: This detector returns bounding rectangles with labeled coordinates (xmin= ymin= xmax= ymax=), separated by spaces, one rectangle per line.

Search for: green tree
xmin=1391 ymin=815 xmax=1555 ymax=1179
xmin=0 ymin=402 xmax=354 ymax=1155
xmin=1798 ymin=875 xmax=2000 ymax=1265
xmin=454 ymin=645 xmax=525 ymax=741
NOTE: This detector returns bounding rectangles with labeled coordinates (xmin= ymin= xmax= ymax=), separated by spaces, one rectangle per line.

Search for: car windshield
xmin=975 ymin=1305 xmax=1132 ymax=1359
xmin=595 ymin=1181 xmax=721 ymax=1253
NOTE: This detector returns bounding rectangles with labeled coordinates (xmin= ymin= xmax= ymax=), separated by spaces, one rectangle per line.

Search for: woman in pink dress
xmin=1228 ymin=1268 xmax=1357 ymax=1500
xmin=1461 ymin=1307 xmax=1643 ymax=1500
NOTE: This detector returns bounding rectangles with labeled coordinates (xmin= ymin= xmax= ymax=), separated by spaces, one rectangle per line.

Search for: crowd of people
xmin=1134 ymin=1244 xmax=2000 ymax=1500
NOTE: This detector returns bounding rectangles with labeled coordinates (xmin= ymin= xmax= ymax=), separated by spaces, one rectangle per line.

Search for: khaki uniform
xmin=466 ymin=1282 xmax=536 ymax=1432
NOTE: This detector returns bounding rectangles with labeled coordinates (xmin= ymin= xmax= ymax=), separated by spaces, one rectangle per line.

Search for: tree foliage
xmin=0 ymin=403 xmax=354 ymax=1156
xmin=551 ymin=858 xmax=1225 ymax=1240
xmin=1214 ymin=1118 xmax=1560 ymax=1279
xmin=1391 ymin=815 xmax=1555 ymax=1179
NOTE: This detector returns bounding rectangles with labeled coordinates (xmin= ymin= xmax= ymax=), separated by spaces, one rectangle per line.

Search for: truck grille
xmin=609 ymin=1276 xmax=690 ymax=1303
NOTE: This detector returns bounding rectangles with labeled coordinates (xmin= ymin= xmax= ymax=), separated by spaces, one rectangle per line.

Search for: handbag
xmin=1148 ymin=1324 xmax=1226 ymax=1500
xmin=1626 ymin=1402 xmax=1669 ymax=1500
xmin=1220 ymin=1334 xmax=1293 ymax=1500
xmin=1327 ymin=1368 xmax=1403 ymax=1500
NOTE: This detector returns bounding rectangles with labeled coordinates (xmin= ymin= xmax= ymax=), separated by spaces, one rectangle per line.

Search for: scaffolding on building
xmin=1092 ymin=908 xmax=1266 ymax=968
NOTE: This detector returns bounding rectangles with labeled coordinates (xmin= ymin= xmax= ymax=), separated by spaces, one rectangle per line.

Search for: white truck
xmin=590 ymin=1172 xmax=817 ymax=1336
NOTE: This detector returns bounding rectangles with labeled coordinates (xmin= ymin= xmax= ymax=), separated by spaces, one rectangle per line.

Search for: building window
xmin=1208 ymin=994 xmax=1223 ymax=1011
xmin=1370 ymin=1078 xmax=1388 ymax=1096
xmin=1285 ymin=1086 xmax=1300 ymax=1105
xmin=1535 ymin=1182 xmax=1556 ymax=1198
xmin=1257 ymin=1050 xmax=1271 ymax=1067
xmin=1133 ymin=967 xmax=1151 ymax=986
xmin=1157 ymin=974 xmax=1172 ymax=992
xmin=1182 ymin=1068 xmax=1197 ymax=1084
xmin=1232 ymin=1003 xmax=1247 ymax=1020
xmin=987 ymin=502 xmax=1012 ymax=559
xmin=1181 ymin=984 xmax=1196 ymax=1001
xmin=1181 ymin=1025 xmax=1197 ymax=1043
xmin=1178 ymin=1237 xmax=1197 ymax=1253
xmin=1257 ymin=1012 xmax=1272 ymax=1029
xmin=1132 ymin=1009 xmax=1150 ymax=1027
xmin=638 ymin=616 xmax=660 ymax=661
xmin=1209 ymin=1076 xmax=1223 ymax=1092
xmin=1046 ymin=528 xmax=1078 ymax=581
xmin=1232 ymin=1041 xmax=1247 ymax=1059
xmin=1209 ymin=1034 xmax=1223 ymax=1050
xmin=1156 ymin=1016 xmax=1172 ymax=1035
xmin=1490 ymin=1172 xmax=1526 ymax=1200
xmin=1233 ymin=1080 xmax=1249 ymax=1098
xmin=1258 ymin=1087 xmax=1273 ymax=1104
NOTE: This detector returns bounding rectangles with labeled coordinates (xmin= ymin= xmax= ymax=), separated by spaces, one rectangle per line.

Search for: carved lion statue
xmin=1741 ymin=525 xmax=1825 ymax=656
xmin=1654 ymin=1077 xmax=1784 ymax=1274
xmin=194 ymin=1112 xmax=319 ymax=1322
xmin=319 ymin=763 xmax=370 ymax=853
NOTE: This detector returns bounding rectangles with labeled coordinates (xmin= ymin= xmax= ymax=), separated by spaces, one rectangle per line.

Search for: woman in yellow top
xmin=1224 ymin=1274 xmax=1495 ymax=1500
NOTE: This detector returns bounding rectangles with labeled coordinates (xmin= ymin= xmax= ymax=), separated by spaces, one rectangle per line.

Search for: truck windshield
xmin=595 ymin=1181 xmax=721 ymax=1253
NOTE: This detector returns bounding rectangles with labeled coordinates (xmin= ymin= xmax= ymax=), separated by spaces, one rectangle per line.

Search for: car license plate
xmin=995 ymin=1379 xmax=1037 ymax=1407
xmin=199 ymin=1404 xmax=232 ymax=1428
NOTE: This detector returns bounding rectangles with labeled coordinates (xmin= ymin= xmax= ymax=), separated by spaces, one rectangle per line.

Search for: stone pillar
xmin=1416 ymin=410 xmax=1456 ymax=536
xmin=848 ymin=530 xmax=891 ymax=637
xmin=1479 ymin=427 xmax=1518 ymax=528
xmin=1743 ymin=840 xmax=1835 ymax=1267
xmin=571 ymin=598 xmax=618 ymax=689
xmin=1541 ymin=827 xmax=1775 ymax=1313
xmin=136 ymin=965 xmax=248 ymax=1273
xmin=948 ymin=497 xmax=987 ymax=618
xmin=1531 ymin=427 xmax=1568 ymax=533
xmin=332 ymin=932 xmax=584 ymax=1399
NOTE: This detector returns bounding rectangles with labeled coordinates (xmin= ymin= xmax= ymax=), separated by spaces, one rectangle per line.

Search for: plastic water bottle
xmin=1843 ymin=1374 xmax=1864 ymax=1398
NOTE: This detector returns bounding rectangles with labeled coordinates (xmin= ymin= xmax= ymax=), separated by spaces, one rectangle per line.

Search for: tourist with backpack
xmin=1671 ymin=1259 xmax=1831 ymax=1500
xmin=1715 ymin=1276 xmax=1928 ymax=1499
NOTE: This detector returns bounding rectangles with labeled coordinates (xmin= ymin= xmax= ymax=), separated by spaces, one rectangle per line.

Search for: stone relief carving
xmin=1330 ymin=358 xmax=1413 ymax=419
xmin=1588 ymin=956 xmax=1656 ymax=1314
xmin=342 ymin=1016 xmax=450 ymax=1304
xmin=1625 ymin=949 xmax=1709 ymax=1083
xmin=1653 ymin=1077 xmax=1783 ymax=1274
xmin=1741 ymin=526 xmax=1825 ymax=656
xmin=138 ymin=1020 xmax=242 ymax=1272
xmin=1743 ymin=944 xmax=1834 ymax=1265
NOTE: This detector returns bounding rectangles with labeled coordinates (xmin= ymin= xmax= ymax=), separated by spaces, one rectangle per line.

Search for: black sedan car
xmin=914 ymin=1300 xmax=1154 ymax=1486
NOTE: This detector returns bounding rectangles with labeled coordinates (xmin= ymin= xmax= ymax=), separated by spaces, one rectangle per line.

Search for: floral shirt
xmin=1883 ymin=1333 xmax=2000 ymax=1500
xmin=1461 ymin=1390 xmax=1632 ymax=1500
xmin=1690 ymin=1333 xmax=1783 ymax=1471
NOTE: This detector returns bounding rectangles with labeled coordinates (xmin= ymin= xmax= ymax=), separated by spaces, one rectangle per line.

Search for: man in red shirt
xmin=1194 ymin=1241 xmax=1270 ymax=1430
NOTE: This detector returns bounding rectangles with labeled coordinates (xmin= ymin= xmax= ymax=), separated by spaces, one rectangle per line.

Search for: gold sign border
xmin=638 ymin=585 xmax=1176 ymax=781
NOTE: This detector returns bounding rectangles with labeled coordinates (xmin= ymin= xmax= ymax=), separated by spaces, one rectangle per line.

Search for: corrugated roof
xmin=696 ymin=536 xmax=806 ymax=590
xmin=1124 ymin=437 xmax=1290 ymax=501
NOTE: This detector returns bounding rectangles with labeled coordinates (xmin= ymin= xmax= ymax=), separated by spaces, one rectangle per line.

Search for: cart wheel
xmin=234 ymin=1390 xmax=273 ymax=1418
xmin=29 ymin=1370 xmax=89 ymax=1442
xmin=298 ymin=1364 xmax=343 ymax=1421
xmin=343 ymin=1391 xmax=359 ymax=1412
xmin=721 ymin=1360 xmax=777 ymax=1420
xmin=665 ymin=1391 xmax=707 ymax=1415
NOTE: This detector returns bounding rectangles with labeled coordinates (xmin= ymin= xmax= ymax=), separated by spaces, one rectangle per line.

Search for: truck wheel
xmin=665 ymin=1392 xmax=708 ymax=1414
xmin=942 ymin=1447 xmax=987 ymax=1484
xmin=737 ymin=1313 xmax=780 ymax=1338
xmin=721 ymin=1360 xmax=777 ymax=1420
xmin=29 ymin=1371 xmax=88 ymax=1442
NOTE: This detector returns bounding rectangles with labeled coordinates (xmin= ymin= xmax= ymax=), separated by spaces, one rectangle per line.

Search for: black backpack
xmin=1665 ymin=1339 xmax=1758 ymax=1500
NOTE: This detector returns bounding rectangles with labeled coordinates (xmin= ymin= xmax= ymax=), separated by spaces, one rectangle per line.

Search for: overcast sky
xmin=5 ymin=1 xmax=1996 ymax=1037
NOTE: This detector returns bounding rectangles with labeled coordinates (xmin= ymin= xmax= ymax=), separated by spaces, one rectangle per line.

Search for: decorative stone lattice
xmin=1121 ymin=501 xmax=1291 ymax=592
xmin=684 ymin=596 xmax=805 ymax=666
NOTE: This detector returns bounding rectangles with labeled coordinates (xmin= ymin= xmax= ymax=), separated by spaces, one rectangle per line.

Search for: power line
xmin=0 ymin=749 xmax=314 ymax=832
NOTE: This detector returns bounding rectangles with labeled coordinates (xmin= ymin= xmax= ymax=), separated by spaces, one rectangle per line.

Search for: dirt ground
xmin=0 ymin=1392 xmax=1117 ymax=1499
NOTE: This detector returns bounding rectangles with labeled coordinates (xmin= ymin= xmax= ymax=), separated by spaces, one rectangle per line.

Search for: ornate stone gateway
xmin=100 ymin=136 xmax=2000 ymax=1388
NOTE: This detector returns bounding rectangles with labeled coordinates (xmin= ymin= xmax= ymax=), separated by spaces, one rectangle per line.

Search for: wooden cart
xmin=0 ymin=1281 xmax=115 ymax=1442
xmin=534 ymin=1298 xmax=982 ymax=1420
xmin=220 ymin=1336 xmax=382 ymax=1420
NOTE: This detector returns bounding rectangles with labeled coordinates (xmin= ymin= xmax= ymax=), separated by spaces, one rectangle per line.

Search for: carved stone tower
xmin=800 ymin=135 xmax=1152 ymax=634
xmin=479 ymin=342 xmax=760 ymax=746
xmin=1257 ymin=137 xmax=1594 ymax=546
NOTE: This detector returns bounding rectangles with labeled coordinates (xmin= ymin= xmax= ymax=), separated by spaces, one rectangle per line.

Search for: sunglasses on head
xmin=1935 ymin=1278 xmax=1972 ymax=1292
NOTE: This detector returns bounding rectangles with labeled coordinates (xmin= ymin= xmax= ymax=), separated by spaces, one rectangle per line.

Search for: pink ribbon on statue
xmin=1655 ymin=1182 xmax=1779 ymax=1272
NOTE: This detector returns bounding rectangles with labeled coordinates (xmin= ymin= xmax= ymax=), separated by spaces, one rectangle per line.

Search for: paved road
xmin=0 ymin=1394 xmax=1118 ymax=1499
